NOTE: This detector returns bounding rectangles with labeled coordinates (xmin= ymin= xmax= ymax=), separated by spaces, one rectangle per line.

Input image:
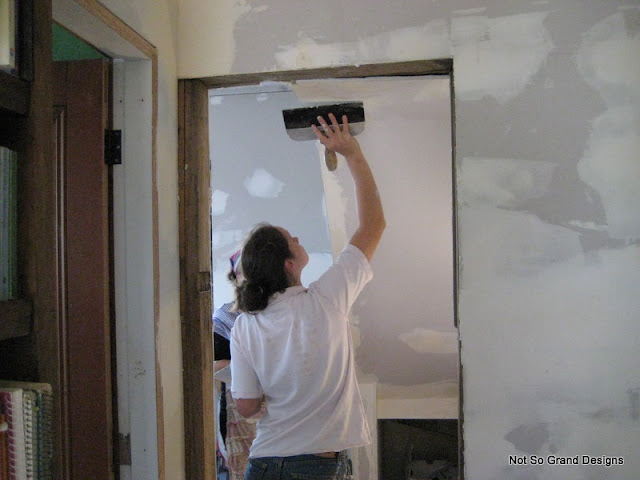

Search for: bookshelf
xmin=0 ymin=0 xmax=61 ymax=477
xmin=0 ymin=0 xmax=33 ymax=341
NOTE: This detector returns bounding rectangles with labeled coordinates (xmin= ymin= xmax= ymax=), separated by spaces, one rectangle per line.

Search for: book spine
xmin=0 ymin=392 xmax=15 ymax=480
xmin=0 ymin=147 xmax=7 ymax=300
xmin=39 ymin=392 xmax=52 ymax=480
xmin=0 ymin=147 xmax=18 ymax=300
xmin=8 ymin=148 xmax=17 ymax=299
xmin=21 ymin=392 xmax=34 ymax=480
xmin=1 ymin=401 xmax=9 ymax=480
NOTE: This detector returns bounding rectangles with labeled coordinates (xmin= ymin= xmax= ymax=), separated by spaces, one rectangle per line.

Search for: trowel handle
xmin=324 ymin=148 xmax=338 ymax=171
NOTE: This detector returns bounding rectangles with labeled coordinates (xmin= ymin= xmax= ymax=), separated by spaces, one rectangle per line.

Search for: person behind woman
xmin=230 ymin=113 xmax=385 ymax=479
xmin=213 ymin=251 xmax=260 ymax=480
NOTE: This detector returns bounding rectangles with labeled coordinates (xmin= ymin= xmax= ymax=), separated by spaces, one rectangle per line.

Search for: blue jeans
xmin=244 ymin=451 xmax=350 ymax=480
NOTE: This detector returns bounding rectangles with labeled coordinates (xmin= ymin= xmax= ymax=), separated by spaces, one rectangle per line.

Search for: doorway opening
xmin=204 ymin=61 xmax=460 ymax=480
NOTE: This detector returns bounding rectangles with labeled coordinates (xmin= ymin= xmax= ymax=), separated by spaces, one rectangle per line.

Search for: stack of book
xmin=0 ymin=381 xmax=53 ymax=480
xmin=1 ymin=145 xmax=18 ymax=301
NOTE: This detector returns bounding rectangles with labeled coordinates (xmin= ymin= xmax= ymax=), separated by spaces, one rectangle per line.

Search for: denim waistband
xmin=255 ymin=450 xmax=347 ymax=462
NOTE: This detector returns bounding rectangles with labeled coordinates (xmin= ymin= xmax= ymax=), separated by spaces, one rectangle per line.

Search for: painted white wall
xmin=177 ymin=1 xmax=640 ymax=478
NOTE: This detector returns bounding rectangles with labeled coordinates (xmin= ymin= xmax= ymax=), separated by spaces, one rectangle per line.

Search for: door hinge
xmin=116 ymin=432 xmax=132 ymax=465
xmin=105 ymin=129 xmax=122 ymax=165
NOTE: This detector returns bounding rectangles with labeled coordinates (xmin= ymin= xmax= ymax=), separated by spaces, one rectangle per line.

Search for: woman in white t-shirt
xmin=230 ymin=113 xmax=385 ymax=480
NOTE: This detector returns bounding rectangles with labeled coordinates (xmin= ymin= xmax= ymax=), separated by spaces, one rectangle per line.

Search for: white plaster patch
xmin=256 ymin=93 xmax=269 ymax=102
xmin=459 ymin=157 xmax=557 ymax=208
xmin=211 ymin=189 xmax=229 ymax=216
xmin=274 ymin=20 xmax=450 ymax=70
xmin=243 ymin=168 xmax=284 ymax=198
xmin=578 ymin=106 xmax=640 ymax=240
xmin=398 ymin=328 xmax=459 ymax=355
xmin=452 ymin=12 xmax=553 ymax=103
xmin=576 ymin=13 xmax=640 ymax=241
xmin=577 ymin=13 xmax=640 ymax=98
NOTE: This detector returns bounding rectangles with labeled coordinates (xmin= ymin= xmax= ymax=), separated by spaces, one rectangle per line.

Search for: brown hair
xmin=235 ymin=224 xmax=292 ymax=312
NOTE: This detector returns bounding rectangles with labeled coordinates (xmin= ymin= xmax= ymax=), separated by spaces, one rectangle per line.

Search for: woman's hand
xmin=311 ymin=113 xmax=363 ymax=159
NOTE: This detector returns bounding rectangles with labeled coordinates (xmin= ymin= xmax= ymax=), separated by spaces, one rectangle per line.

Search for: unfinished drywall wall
xmin=179 ymin=1 xmax=640 ymax=478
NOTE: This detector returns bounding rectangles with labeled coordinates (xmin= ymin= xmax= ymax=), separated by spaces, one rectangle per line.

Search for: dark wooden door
xmin=53 ymin=59 xmax=114 ymax=480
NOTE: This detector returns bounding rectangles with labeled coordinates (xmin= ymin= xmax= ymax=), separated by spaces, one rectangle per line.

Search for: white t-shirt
xmin=230 ymin=244 xmax=373 ymax=458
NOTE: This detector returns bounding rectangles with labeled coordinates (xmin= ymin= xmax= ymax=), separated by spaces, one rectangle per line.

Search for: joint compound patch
xmin=212 ymin=189 xmax=230 ymax=216
xmin=576 ymin=13 xmax=640 ymax=240
xmin=452 ymin=12 xmax=553 ymax=103
xmin=274 ymin=20 xmax=450 ymax=71
xmin=578 ymin=107 xmax=640 ymax=240
xmin=244 ymin=168 xmax=284 ymax=198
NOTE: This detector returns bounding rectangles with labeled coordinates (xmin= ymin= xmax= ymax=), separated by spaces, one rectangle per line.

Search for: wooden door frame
xmin=178 ymin=78 xmax=215 ymax=480
xmin=178 ymin=59 xmax=458 ymax=480
xmin=52 ymin=0 xmax=161 ymax=478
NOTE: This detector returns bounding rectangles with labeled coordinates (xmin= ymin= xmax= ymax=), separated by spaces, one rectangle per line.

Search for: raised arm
xmin=312 ymin=113 xmax=386 ymax=261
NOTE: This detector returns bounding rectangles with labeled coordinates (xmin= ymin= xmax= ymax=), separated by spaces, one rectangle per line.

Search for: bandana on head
xmin=229 ymin=250 xmax=242 ymax=275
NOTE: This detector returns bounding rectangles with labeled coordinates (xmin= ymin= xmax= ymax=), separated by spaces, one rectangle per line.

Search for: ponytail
xmin=235 ymin=224 xmax=292 ymax=312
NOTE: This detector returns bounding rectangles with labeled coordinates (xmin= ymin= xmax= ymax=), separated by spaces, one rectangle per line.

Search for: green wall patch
xmin=53 ymin=23 xmax=107 ymax=61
